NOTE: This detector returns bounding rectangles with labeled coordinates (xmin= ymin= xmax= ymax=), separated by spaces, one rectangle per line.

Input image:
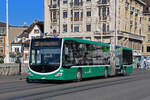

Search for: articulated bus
xmin=26 ymin=38 xmax=133 ymax=82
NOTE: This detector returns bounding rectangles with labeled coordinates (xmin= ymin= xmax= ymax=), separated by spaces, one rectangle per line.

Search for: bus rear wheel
xmin=76 ymin=69 xmax=82 ymax=81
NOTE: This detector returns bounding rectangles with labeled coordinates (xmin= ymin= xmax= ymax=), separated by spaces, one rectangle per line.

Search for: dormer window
xmin=34 ymin=29 xmax=39 ymax=34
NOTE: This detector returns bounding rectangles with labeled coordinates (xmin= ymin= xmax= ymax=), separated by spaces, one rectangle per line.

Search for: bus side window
xmin=63 ymin=41 xmax=75 ymax=67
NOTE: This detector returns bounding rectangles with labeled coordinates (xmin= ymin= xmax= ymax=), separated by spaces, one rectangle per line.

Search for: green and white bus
xmin=26 ymin=37 xmax=133 ymax=82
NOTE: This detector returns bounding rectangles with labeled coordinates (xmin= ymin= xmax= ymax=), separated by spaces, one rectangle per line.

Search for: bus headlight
xmin=28 ymin=72 xmax=33 ymax=76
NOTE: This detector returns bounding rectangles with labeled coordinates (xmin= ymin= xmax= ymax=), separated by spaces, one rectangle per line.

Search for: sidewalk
xmin=0 ymin=74 xmax=27 ymax=81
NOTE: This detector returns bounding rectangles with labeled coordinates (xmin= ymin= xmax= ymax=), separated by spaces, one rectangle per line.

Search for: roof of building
xmin=9 ymin=26 xmax=28 ymax=44
xmin=0 ymin=22 xmax=6 ymax=27
xmin=136 ymin=0 xmax=147 ymax=5
xmin=18 ymin=20 xmax=44 ymax=38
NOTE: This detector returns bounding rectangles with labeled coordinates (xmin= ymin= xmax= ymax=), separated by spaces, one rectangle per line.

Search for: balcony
xmin=49 ymin=4 xmax=59 ymax=10
xmin=71 ymin=17 xmax=83 ymax=22
xmin=70 ymin=2 xmax=83 ymax=7
xmin=94 ymin=31 xmax=112 ymax=37
xmin=118 ymin=31 xmax=145 ymax=41
xmin=97 ymin=0 xmax=110 ymax=6
xmin=51 ymin=19 xmax=57 ymax=25
xmin=99 ymin=16 xmax=110 ymax=22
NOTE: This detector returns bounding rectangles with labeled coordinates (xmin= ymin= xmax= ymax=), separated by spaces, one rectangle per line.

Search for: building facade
xmin=44 ymin=0 xmax=145 ymax=57
xmin=11 ymin=20 xmax=44 ymax=63
xmin=0 ymin=22 xmax=6 ymax=57
xmin=142 ymin=0 xmax=150 ymax=57
xmin=0 ymin=22 xmax=27 ymax=62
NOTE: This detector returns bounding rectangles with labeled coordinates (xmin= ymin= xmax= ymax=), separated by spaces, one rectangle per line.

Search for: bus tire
xmin=104 ymin=68 xmax=108 ymax=78
xmin=26 ymin=78 xmax=32 ymax=83
xmin=76 ymin=69 xmax=82 ymax=81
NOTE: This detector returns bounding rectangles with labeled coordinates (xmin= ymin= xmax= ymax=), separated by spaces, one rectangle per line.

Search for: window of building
xmin=102 ymin=7 xmax=106 ymax=16
xmin=74 ymin=12 xmax=79 ymax=21
xmin=103 ymin=23 xmax=106 ymax=34
xmin=147 ymin=34 xmax=150 ymax=42
xmin=107 ymin=7 xmax=110 ymax=16
xmin=0 ymin=38 xmax=3 ymax=43
xmin=74 ymin=0 xmax=80 ymax=5
xmin=0 ymin=47 xmax=3 ymax=56
xmin=52 ymin=12 xmax=57 ymax=22
xmin=99 ymin=8 xmax=101 ymax=16
xmin=63 ymin=24 xmax=67 ymax=32
xmin=63 ymin=11 xmax=68 ymax=18
xmin=34 ymin=29 xmax=39 ymax=34
xmin=147 ymin=46 xmax=150 ymax=52
xmin=15 ymin=48 xmax=20 ymax=52
xmin=87 ymin=11 xmax=91 ymax=17
xmin=148 ymin=6 xmax=150 ymax=12
xmin=81 ymin=12 xmax=83 ymax=19
xmin=53 ymin=29 xmax=56 ymax=34
xmin=74 ymin=12 xmax=79 ymax=17
xmin=0 ymin=27 xmax=5 ymax=35
xmin=107 ymin=24 xmax=109 ymax=32
xmin=142 ymin=46 xmax=143 ymax=52
xmin=102 ymin=0 xmax=107 ymax=4
xmin=139 ymin=28 xmax=141 ymax=35
xmin=148 ymin=26 xmax=150 ymax=32
xmin=86 ymin=0 xmax=91 ymax=2
xmin=86 ymin=24 xmax=91 ymax=32
xmin=71 ymin=24 xmax=73 ymax=32
xmin=0 ymin=47 xmax=3 ymax=52
xmin=63 ymin=0 xmax=68 ymax=4
xmin=74 ymin=26 xmax=79 ymax=32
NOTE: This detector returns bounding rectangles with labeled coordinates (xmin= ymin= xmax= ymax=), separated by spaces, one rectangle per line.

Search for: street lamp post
xmin=4 ymin=0 xmax=10 ymax=63
xmin=110 ymin=0 xmax=117 ymax=76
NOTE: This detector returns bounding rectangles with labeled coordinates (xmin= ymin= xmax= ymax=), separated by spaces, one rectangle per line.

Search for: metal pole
xmin=101 ymin=33 xmax=102 ymax=42
xmin=110 ymin=0 xmax=117 ymax=76
xmin=59 ymin=0 xmax=60 ymax=35
xmin=115 ymin=0 xmax=117 ymax=45
xmin=4 ymin=0 xmax=9 ymax=63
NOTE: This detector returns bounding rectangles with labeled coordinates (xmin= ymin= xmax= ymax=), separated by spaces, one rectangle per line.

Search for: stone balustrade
xmin=0 ymin=64 xmax=28 ymax=76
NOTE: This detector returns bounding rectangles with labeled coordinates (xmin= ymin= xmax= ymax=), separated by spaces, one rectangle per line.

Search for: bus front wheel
xmin=26 ymin=78 xmax=33 ymax=83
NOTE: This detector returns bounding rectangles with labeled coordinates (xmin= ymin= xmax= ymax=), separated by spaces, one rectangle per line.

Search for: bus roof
xmin=31 ymin=37 xmax=132 ymax=50
xmin=116 ymin=45 xmax=132 ymax=51
xmin=63 ymin=37 xmax=110 ymax=47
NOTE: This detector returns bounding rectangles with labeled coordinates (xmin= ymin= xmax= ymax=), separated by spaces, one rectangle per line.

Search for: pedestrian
xmin=137 ymin=63 xmax=140 ymax=69
xmin=144 ymin=60 xmax=147 ymax=69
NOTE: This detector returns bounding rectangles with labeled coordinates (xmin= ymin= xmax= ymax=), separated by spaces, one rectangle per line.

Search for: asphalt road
xmin=0 ymin=69 xmax=150 ymax=100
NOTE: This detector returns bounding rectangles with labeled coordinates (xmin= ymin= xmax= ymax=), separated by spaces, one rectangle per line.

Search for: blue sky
xmin=0 ymin=0 xmax=44 ymax=26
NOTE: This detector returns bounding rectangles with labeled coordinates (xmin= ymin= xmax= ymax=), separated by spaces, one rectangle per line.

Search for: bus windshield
xmin=29 ymin=38 xmax=62 ymax=73
xmin=30 ymin=47 xmax=61 ymax=65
